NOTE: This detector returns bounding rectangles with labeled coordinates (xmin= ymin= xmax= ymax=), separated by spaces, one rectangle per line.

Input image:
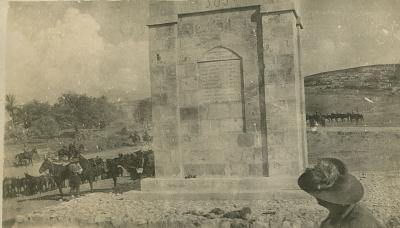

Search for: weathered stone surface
xmin=148 ymin=0 xmax=306 ymax=193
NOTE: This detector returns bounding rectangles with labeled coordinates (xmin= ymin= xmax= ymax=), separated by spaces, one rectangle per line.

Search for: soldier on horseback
xmin=69 ymin=143 xmax=76 ymax=157
xmin=23 ymin=144 xmax=29 ymax=153
xmin=129 ymin=131 xmax=141 ymax=146
xmin=15 ymin=146 xmax=38 ymax=166
xmin=142 ymin=131 xmax=152 ymax=145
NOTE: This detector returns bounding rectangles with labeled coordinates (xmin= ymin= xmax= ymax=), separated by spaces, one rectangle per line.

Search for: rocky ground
xmin=11 ymin=171 xmax=400 ymax=228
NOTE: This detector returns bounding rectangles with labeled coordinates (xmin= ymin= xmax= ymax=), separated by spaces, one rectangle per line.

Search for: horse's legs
xmin=113 ymin=177 xmax=117 ymax=188
xmin=57 ymin=181 xmax=64 ymax=199
xmin=89 ymin=178 xmax=93 ymax=192
xmin=76 ymin=184 xmax=80 ymax=197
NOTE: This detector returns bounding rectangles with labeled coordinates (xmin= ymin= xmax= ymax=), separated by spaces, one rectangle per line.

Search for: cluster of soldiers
xmin=57 ymin=142 xmax=85 ymax=161
xmin=129 ymin=130 xmax=152 ymax=146
xmin=307 ymin=112 xmax=364 ymax=127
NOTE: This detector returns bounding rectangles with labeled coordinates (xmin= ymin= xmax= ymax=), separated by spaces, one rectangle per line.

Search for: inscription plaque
xmin=197 ymin=48 xmax=242 ymax=104
xmin=197 ymin=47 xmax=244 ymax=132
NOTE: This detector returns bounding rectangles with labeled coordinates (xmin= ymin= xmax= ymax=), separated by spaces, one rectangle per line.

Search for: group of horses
xmin=3 ymin=173 xmax=59 ymax=198
xmin=306 ymin=112 xmax=364 ymax=127
xmin=14 ymin=148 xmax=39 ymax=166
xmin=3 ymin=150 xmax=155 ymax=200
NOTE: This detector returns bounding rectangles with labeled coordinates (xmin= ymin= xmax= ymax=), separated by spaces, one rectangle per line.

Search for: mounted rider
xmin=130 ymin=131 xmax=141 ymax=146
xmin=23 ymin=144 xmax=29 ymax=154
xmin=142 ymin=130 xmax=152 ymax=145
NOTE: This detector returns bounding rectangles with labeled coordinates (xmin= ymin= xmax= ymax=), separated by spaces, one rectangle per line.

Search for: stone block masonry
xmin=146 ymin=0 xmax=307 ymax=193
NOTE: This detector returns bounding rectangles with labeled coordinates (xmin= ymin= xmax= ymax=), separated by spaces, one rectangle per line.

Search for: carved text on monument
xmin=198 ymin=59 xmax=241 ymax=104
xmin=205 ymin=0 xmax=239 ymax=9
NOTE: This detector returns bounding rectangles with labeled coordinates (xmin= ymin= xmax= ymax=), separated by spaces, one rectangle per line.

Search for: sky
xmin=301 ymin=0 xmax=400 ymax=76
xmin=4 ymin=0 xmax=400 ymax=104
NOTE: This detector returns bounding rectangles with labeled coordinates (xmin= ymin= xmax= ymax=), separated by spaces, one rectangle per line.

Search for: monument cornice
xmin=148 ymin=0 xmax=301 ymax=27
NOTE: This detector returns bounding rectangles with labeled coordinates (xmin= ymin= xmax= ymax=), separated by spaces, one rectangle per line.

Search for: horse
xmin=87 ymin=157 xmax=105 ymax=181
xmin=78 ymin=155 xmax=99 ymax=192
xmin=43 ymin=174 xmax=56 ymax=191
xmin=339 ymin=113 xmax=349 ymax=122
xmin=350 ymin=113 xmax=364 ymax=124
xmin=24 ymin=173 xmax=47 ymax=195
xmin=104 ymin=158 xmax=122 ymax=189
xmin=329 ymin=113 xmax=339 ymax=123
xmin=3 ymin=177 xmax=14 ymax=198
xmin=117 ymin=150 xmax=154 ymax=180
xmin=15 ymin=148 xmax=38 ymax=166
xmin=142 ymin=150 xmax=155 ymax=178
xmin=39 ymin=158 xmax=70 ymax=199
xmin=12 ymin=177 xmax=25 ymax=197
xmin=117 ymin=152 xmax=142 ymax=180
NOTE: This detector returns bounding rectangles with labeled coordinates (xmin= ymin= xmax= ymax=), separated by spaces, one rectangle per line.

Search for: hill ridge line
xmin=305 ymin=64 xmax=400 ymax=78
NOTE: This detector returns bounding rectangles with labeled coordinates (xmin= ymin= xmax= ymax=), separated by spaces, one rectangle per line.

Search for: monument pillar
xmin=143 ymin=0 xmax=307 ymax=195
xmin=261 ymin=7 xmax=308 ymax=176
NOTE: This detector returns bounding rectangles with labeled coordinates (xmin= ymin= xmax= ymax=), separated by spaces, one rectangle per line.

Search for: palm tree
xmin=5 ymin=94 xmax=17 ymax=126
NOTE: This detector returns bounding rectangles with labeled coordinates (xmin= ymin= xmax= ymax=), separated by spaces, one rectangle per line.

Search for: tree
xmin=5 ymin=94 xmax=18 ymax=126
xmin=53 ymin=93 xmax=118 ymax=130
xmin=16 ymin=100 xmax=52 ymax=129
xmin=30 ymin=115 xmax=60 ymax=138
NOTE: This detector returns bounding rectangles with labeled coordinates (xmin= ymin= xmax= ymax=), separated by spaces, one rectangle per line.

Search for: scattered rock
xmin=223 ymin=207 xmax=251 ymax=220
xmin=203 ymin=213 xmax=217 ymax=219
xmin=210 ymin=208 xmax=225 ymax=215
xmin=386 ymin=216 xmax=400 ymax=228
xmin=282 ymin=220 xmax=291 ymax=228
xmin=94 ymin=215 xmax=105 ymax=223
xmin=302 ymin=220 xmax=315 ymax=228
xmin=185 ymin=210 xmax=205 ymax=216
xmin=219 ymin=220 xmax=231 ymax=228
xmin=15 ymin=215 xmax=25 ymax=223
xmin=230 ymin=219 xmax=249 ymax=228
xmin=262 ymin=210 xmax=276 ymax=215
xmin=17 ymin=172 xmax=400 ymax=228
xmin=252 ymin=221 xmax=270 ymax=228
xmin=134 ymin=218 xmax=147 ymax=225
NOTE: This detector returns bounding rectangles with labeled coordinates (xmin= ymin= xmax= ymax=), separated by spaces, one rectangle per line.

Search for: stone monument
xmin=142 ymin=0 xmax=308 ymax=196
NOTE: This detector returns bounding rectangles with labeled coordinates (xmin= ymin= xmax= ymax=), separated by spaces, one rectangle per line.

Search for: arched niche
xmin=197 ymin=46 xmax=245 ymax=132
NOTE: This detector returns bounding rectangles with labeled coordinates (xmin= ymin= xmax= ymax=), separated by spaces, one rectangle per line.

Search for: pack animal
xmin=39 ymin=158 xmax=70 ymax=199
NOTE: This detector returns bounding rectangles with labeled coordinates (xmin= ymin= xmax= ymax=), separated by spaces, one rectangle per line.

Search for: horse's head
xmin=39 ymin=158 xmax=51 ymax=174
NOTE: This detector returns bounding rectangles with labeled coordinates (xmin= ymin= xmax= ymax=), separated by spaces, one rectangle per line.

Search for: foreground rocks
xmin=14 ymin=171 xmax=400 ymax=228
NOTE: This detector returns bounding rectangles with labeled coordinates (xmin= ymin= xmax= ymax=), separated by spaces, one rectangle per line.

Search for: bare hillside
xmin=305 ymin=64 xmax=400 ymax=126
